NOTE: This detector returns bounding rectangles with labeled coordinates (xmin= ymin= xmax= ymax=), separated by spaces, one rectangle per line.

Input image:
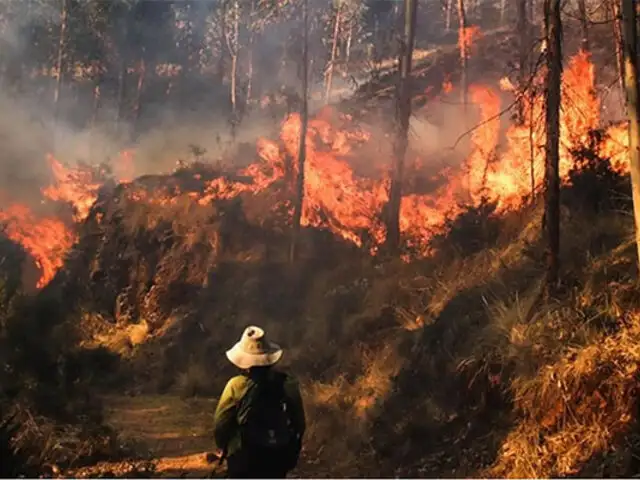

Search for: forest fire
xmin=0 ymin=204 xmax=75 ymax=288
xmin=459 ymin=25 xmax=482 ymax=54
xmin=0 ymin=50 xmax=630 ymax=290
xmin=42 ymin=154 xmax=102 ymax=222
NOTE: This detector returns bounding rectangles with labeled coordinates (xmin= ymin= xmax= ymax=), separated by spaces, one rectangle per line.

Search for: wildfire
xmin=442 ymin=75 xmax=454 ymax=94
xmin=458 ymin=25 xmax=482 ymax=55
xmin=0 ymin=204 xmax=75 ymax=288
xmin=42 ymin=154 xmax=102 ymax=222
xmin=0 ymin=50 xmax=633 ymax=289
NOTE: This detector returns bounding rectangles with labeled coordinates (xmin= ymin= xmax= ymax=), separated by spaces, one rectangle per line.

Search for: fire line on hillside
xmin=0 ymin=50 xmax=630 ymax=290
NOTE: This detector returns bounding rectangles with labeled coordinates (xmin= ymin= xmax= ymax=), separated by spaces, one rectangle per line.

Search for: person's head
xmin=226 ymin=326 xmax=283 ymax=372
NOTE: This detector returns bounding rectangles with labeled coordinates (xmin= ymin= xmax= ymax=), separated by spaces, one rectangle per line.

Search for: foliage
xmin=565 ymin=129 xmax=632 ymax=214
xmin=429 ymin=197 xmax=502 ymax=257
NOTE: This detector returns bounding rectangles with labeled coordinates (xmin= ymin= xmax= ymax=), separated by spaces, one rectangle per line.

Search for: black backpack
xmin=236 ymin=372 xmax=294 ymax=452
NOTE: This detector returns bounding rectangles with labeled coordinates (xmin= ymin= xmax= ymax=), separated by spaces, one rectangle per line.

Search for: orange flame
xmin=41 ymin=154 xmax=101 ymax=222
xmin=458 ymin=25 xmax=482 ymax=56
xmin=0 ymin=204 xmax=75 ymax=288
xmin=442 ymin=75 xmax=454 ymax=94
xmin=0 ymin=50 xmax=633 ymax=289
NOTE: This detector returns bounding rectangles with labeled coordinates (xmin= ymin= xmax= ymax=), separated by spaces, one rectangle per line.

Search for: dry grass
xmin=307 ymin=343 xmax=403 ymax=421
xmin=446 ymin=211 xmax=640 ymax=478
xmin=488 ymin=315 xmax=640 ymax=478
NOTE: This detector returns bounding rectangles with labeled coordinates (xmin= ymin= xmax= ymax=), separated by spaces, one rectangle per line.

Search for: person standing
xmin=213 ymin=326 xmax=305 ymax=478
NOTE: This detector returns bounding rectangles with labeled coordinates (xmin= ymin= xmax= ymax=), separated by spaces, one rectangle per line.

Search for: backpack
xmin=236 ymin=372 xmax=294 ymax=452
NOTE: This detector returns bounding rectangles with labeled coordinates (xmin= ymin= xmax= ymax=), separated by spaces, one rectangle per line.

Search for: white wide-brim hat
xmin=226 ymin=325 xmax=283 ymax=369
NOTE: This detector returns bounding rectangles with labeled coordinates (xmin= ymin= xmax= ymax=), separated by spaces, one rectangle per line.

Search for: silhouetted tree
xmin=543 ymin=0 xmax=562 ymax=291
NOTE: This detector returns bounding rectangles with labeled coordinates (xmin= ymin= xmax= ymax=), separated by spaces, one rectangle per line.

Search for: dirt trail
xmin=72 ymin=395 xmax=219 ymax=478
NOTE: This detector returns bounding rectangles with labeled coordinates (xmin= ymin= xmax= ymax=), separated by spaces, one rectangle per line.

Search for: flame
xmin=0 ymin=50 xmax=633 ymax=289
xmin=0 ymin=204 xmax=75 ymax=288
xmin=458 ymin=25 xmax=482 ymax=56
xmin=499 ymin=76 xmax=516 ymax=92
xmin=442 ymin=75 xmax=453 ymax=94
xmin=41 ymin=154 xmax=102 ymax=222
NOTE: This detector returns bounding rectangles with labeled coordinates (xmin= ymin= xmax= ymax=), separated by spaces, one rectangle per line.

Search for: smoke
xmin=0 ymin=0 xmax=512 ymax=213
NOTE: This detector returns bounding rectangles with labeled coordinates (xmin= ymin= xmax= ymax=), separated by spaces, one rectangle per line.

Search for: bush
xmin=429 ymin=197 xmax=502 ymax=257
xmin=565 ymin=129 xmax=631 ymax=214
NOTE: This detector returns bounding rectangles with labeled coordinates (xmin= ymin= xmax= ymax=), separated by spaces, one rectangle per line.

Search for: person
xmin=213 ymin=326 xmax=306 ymax=479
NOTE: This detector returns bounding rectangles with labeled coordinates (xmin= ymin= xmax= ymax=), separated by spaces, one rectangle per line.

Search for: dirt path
xmin=72 ymin=395 xmax=220 ymax=478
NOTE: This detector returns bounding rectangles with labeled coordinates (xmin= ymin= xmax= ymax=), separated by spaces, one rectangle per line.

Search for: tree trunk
xmin=500 ymin=0 xmax=507 ymax=25
xmin=133 ymin=58 xmax=146 ymax=123
xmin=115 ymin=56 xmax=126 ymax=134
xmin=325 ymin=1 xmax=342 ymax=104
xmin=529 ymin=0 xmax=537 ymax=29
xmin=345 ymin=22 xmax=353 ymax=70
xmin=621 ymin=0 xmax=640 ymax=269
xmin=216 ymin=0 xmax=228 ymax=85
xmin=457 ymin=0 xmax=468 ymax=114
xmin=246 ymin=38 xmax=254 ymax=109
xmin=245 ymin=1 xmax=256 ymax=110
xmin=516 ymin=0 xmax=528 ymax=124
xmin=91 ymin=82 xmax=101 ymax=130
xmin=53 ymin=0 xmax=69 ymax=123
xmin=385 ymin=0 xmax=418 ymax=252
xmin=228 ymin=0 xmax=240 ymax=138
xmin=529 ymin=87 xmax=535 ymax=200
xmin=290 ymin=0 xmax=310 ymax=263
xmin=445 ymin=0 xmax=453 ymax=31
xmin=612 ymin=0 xmax=626 ymax=109
xmin=577 ymin=0 xmax=589 ymax=51
xmin=543 ymin=0 xmax=562 ymax=291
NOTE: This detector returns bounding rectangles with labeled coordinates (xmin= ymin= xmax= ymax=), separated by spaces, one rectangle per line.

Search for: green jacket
xmin=213 ymin=371 xmax=306 ymax=457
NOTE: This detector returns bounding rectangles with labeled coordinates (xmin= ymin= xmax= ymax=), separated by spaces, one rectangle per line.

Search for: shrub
xmin=429 ymin=197 xmax=502 ymax=257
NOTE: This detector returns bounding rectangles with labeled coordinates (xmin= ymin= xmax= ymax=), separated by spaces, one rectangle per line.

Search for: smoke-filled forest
xmin=2 ymin=0 xmax=640 ymax=477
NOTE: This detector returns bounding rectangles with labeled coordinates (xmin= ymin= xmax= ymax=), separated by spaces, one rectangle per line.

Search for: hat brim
xmin=225 ymin=341 xmax=283 ymax=369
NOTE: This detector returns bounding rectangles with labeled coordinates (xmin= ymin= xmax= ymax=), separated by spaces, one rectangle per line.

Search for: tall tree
xmin=621 ymin=0 xmax=640 ymax=268
xmin=543 ymin=0 xmax=562 ymax=290
xmin=53 ymin=0 xmax=70 ymax=123
xmin=577 ymin=0 xmax=589 ymax=51
xmin=612 ymin=0 xmax=625 ymax=109
xmin=225 ymin=0 xmax=241 ymax=135
xmin=290 ymin=0 xmax=310 ymax=263
xmin=384 ymin=0 xmax=418 ymax=251
xmin=324 ymin=0 xmax=343 ymax=104
xmin=516 ymin=0 xmax=528 ymax=124
xmin=457 ymin=0 xmax=468 ymax=114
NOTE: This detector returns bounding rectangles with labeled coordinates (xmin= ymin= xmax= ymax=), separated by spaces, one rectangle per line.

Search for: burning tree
xmin=385 ymin=0 xmax=418 ymax=252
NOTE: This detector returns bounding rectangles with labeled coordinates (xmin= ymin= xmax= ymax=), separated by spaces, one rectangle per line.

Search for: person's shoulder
xmin=225 ymin=374 xmax=250 ymax=392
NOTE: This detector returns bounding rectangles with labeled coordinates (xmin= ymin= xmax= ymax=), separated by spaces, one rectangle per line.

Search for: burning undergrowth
xmin=0 ymin=45 xmax=639 ymax=477
xmin=0 ymin=50 xmax=629 ymax=294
